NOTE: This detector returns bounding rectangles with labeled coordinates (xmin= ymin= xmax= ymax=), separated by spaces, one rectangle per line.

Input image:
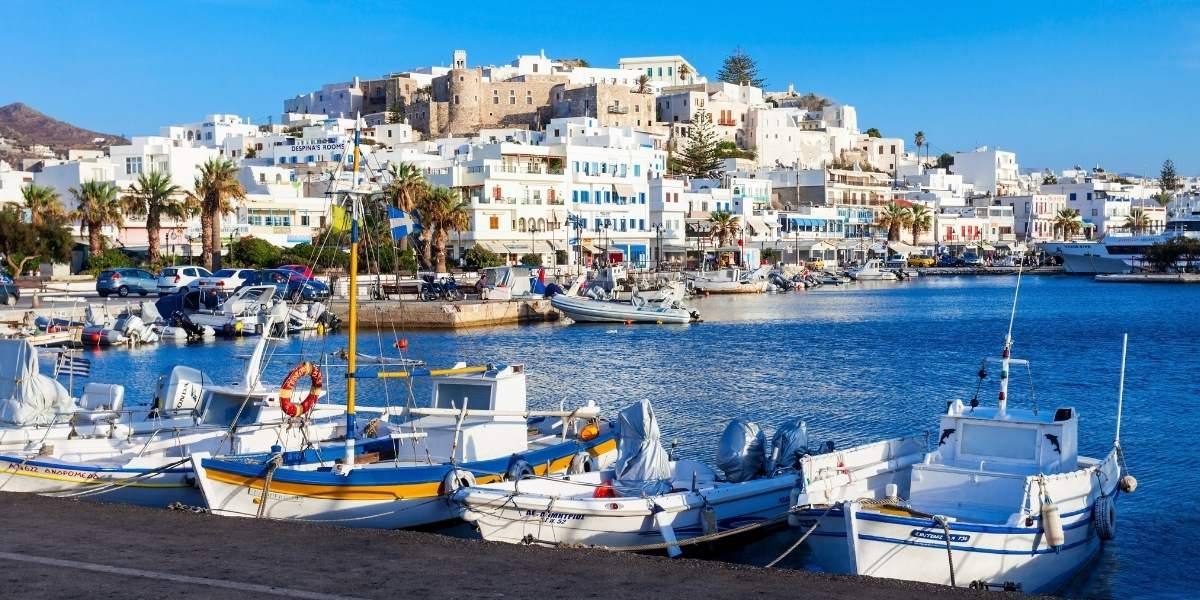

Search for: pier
xmin=0 ymin=493 xmax=995 ymax=599
xmin=328 ymin=298 xmax=559 ymax=329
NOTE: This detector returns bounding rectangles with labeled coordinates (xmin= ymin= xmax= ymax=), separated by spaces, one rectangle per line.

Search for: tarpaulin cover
xmin=769 ymin=418 xmax=810 ymax=472
xmin=613 ymin=399 xmax=672 ymax=495
xmin=0 ymin=339 xmax=73 ymax=426
xmin=716 ymin=418 xmax=765 ymax=483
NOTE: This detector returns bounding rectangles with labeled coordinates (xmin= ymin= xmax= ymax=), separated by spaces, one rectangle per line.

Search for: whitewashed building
xmin=951 ymin=146 xmax=1021 ymax=196
xmin=1006 ymin=193 xmax=1067 ymax=241
xmin=283 ymin=79 xmax=366 ymax=118
xmin=618 ymin=55 xmax=702 ymax=86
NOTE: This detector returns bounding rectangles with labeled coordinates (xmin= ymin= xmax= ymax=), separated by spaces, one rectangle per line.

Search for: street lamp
xmin=652 ymin=223 xmax=663 ymax=272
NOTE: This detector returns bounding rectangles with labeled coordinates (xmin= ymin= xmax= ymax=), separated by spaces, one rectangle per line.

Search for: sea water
xmin=69 ymin=276 xmax=1200 ymax=599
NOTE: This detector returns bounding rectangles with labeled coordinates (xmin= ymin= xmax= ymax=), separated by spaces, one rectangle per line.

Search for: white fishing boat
xmin=688 ymin=267 xmax=768 ymax=294
xmin=788 ymin=273 xmax=1137 ymax=594
xmin=551 ymin=287 xmax=697 ymax=324
xmin=847 ymin=259 xmax=898 ymax=281
xmin=0 ymin=313 xmax=367 ymax=506
xmin=456 ymin=400 xmax=818 ymax=556
xmin=190 ymin=125 xmax=617 ymax=529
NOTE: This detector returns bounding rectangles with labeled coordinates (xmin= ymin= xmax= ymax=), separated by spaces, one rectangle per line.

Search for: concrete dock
xmin=330 ymin=298 xmax=559 ymax=330
xmin=0 ymin=493 xmax=1007 ymax=599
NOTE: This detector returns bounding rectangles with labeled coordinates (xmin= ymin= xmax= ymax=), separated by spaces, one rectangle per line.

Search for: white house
xmin=1006 ymin=193 xmax=1066 ymax=241
xmin=618 ymin=55 xmax=702 ymax=86
xmin=951 ymin=146 xmax=1021 ymax=196
xmin=160 ymin=114 xmax=259 ymax=150
xmin=283 ymin=79 xmax=366 ymax=118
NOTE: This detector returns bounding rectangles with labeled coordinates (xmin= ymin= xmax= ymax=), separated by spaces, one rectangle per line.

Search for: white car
xmin=157 ymin=265 xmax=212 ymax=295
xmin=192 ymin=268 xmax=256 ymax=292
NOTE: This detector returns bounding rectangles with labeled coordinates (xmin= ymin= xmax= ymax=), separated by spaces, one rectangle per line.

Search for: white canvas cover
xmin=0 ymin=340 xmax=74 ymax=426
xmin=716 ymin=418 xmax=766 ymax=483
xmin=613 ymin=399 xmax=672 ymax=495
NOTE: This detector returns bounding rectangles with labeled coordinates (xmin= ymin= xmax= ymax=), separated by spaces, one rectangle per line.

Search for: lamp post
xmin=653 ymin=223 xmax=663 ymax=272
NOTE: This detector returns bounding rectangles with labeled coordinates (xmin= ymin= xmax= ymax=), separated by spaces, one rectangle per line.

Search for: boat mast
xmin=998 ymin=260 xmax=1024 ymax=419
xmin=344 ymin=117 xmax=363 ymax=467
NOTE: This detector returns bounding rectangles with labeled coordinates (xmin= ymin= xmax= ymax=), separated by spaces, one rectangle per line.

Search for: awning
xmin=887 ymin=241 xmax=917 ymax=255
xmin=837 ymin=239 xmax=868 ymax=250
xmin=476 ymin=241 xmax=509 ymax=254
xmin=791 ymin=240 xmax=835 ymax=251
xmin=661 ymin=244 xmax=690 ymax=253
xmin=745 ymin=216 xmax=770 ymax=235
xmin=581 ymin=243 xmax=600 ymax=254
xmin=613 ymin=183 xmax=637 ymax=198
xmin=546 ymin=240 xmax=564 ymax=251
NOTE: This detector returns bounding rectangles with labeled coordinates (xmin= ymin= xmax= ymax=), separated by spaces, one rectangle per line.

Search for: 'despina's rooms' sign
xmin=289 ymin=142 xmax=347 ymax=152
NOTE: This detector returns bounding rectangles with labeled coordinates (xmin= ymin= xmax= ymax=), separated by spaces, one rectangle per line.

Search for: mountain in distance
xmin=0 ymin=102 xmax=127 ymax=149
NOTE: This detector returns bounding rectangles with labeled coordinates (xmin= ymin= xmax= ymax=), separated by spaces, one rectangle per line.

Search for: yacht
xmin=1044 ymin=213 xmax=1200 ymax=274
xmin=847 ymin=259 xmax=899 ymax=281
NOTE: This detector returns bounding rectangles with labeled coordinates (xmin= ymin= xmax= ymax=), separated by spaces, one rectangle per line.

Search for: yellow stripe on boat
xmin=1 ymin=467 xmax=187 ymax=488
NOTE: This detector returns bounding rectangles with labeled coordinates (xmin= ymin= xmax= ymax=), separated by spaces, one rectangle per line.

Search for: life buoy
xmin=569 ymin=452 xmax=594 ymax=474
xmin=1094 ymin=495 xmax=1116 ymax=541
xmin=279 ymin=362 xmax=323 ymax=417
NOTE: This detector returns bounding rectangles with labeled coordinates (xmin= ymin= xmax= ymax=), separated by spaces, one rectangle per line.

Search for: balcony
xmin=607 ymin=105 xmax=629 ymax=114
xmin=717 ymin=119 xmax=736 ymax=127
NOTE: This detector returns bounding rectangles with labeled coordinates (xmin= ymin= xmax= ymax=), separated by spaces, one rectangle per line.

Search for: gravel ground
xmin=0 ymin=492 xmax=1026 ymax=599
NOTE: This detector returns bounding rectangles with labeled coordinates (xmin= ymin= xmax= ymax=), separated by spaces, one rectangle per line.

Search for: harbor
xmin=2 ymin=275 xmax=1191 ymax=598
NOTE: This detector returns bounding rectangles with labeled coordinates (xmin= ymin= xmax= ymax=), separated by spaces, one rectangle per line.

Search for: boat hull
xmin=691 ymin=281 xmax=767 ymax=294
xmin=551 ymin=296 xmax=693 ymax=324
xmin=194 ymin=434 xmax=619 ymax=529
xmin=0 ymin=454 xmax=200 ymax=506
xmin=458 ymin=472 xmax=795 ymax=551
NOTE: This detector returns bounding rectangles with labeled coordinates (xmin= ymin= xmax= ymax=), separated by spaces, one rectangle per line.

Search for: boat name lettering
xmin=5 ymin=463 xmax=101 ymax=480
xmin=911 ymin=529 xmax=969 ymax=543
xmin=525 ymin=509 xmax=584 ymax=524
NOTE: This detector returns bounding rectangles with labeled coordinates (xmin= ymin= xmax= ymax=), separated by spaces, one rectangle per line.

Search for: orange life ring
xmin=279 ymin=362 xmax=323 ymax=417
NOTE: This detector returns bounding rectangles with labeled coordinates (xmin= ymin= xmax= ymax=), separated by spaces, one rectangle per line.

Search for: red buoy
xmin=395 ymin=338 xmax=409 ymax=350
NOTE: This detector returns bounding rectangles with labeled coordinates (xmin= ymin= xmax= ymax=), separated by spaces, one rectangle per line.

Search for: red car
xmin=277 ymin=264 xmax=314 ymax=279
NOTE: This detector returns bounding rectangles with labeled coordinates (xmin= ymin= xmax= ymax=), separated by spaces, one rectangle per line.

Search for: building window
xmin=301 ymin=215 xmax=310 ymax=226
xmin=454 ymin=95 xmax=460 ymax=104
xmin=125 ymin=156 xmax=143 ymax=175
xmin=489 ymin=216 xmax=499 ymax=230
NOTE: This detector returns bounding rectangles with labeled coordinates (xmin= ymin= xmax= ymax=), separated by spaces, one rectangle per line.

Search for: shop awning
xmin=791 ymin=240 xmax=836 ymax=251
xmin=581 ymin=243 xmax=600 ymax=254
xmin=745 ymin=216 xmax=771 ymax=235
xmin=837 ymin=239 xmax=868 ymax=250
xmin=662 ymin=244 xmax=690 ymax=253
xmin=476 ymin=241 xmax=509 ymax=254
xmin=613 ymin=183 xmax=638 ymax=198
xmin=887 ymin=241 xmax=917 ymax=255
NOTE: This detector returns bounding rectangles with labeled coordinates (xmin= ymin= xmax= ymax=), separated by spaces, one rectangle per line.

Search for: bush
xmin=463 ymin=246 xmax=505 ymax=270
xmin=86 ymin=249 xmax=133 ymax=274
xmin=230 ymin=237 xmax=282 ymax=268
xmin=519 ymin=253 xmax=543 ymax=267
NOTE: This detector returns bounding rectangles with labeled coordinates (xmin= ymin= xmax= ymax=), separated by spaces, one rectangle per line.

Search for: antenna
xmin=1115 ymin=333 xmax=1128 ymax=446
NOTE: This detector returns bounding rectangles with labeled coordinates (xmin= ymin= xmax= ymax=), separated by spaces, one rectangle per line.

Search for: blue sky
xmin=2 ymin=1 xmax=1197 ymax=174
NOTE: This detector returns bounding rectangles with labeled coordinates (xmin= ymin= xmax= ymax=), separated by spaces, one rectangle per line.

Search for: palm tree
xmin=635 ymin=74 xmax=651 ymax=94
xmin=70 ymin=181 xmax=123 ymax=255
xmin=678 ymin=64 xmax=691 ymax=82
xmin=908 ymin=204 xmax=933 ymax=245
xmin=1124 ymin=208 xmax=1151 ymax=235
xmin=1053 ymin=208 xmax=1083 ymax=240
xmin=189 ymin=158 xmax=246 ymax=271
xmin=876 ymin=202 xmax=912 ymax=242
xmin=21 ymin=183 xmax=66 ymax=226
xmin=125 ymin=171 xmax=192 ymax=264
xmin=411 ymin=189 xmax=440 ymax=269
xmin=913 ymin=131 xmax=926 ymax=166
xmin=382 ymin=162 xmax=428 ymax=254
xmin=424 ymin=187 xmax=469 ymax=273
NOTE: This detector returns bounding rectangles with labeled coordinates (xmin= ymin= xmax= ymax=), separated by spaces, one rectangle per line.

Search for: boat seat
xmin=75 ymin=383 xmax=125 ymax=423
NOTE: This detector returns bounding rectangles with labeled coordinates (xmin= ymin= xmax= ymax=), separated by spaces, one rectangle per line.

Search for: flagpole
xmin=344 ymin=117 xmax=362 ymax=468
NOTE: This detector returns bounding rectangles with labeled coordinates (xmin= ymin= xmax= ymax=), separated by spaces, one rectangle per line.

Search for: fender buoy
xmin=504 ymin=457 xmax=533 ymax=482
xmin=1041 ymin=499 xmax=1065 ymax=548
xmin=578 ymin=422 xmax=600 ymax=442
xmin=1094 ymin=495 xmax=1116 ymax=541
xmin=569 ymin=452 xmax=594 ymax=474
xmin=279 ymin=362 xmax=323 ymax=417
xmin=440 ymin=468 xmax=476 ymax=495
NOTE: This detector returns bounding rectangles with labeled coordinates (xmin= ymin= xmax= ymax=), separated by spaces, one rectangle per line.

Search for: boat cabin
xmin=906 ymin=401 xmax=1080 ymax=523
xmin=402 ymin=364 xmax=530 ymax=463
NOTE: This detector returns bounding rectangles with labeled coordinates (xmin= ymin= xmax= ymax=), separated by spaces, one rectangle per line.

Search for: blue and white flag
xmin=389 ymin=207 xmax=421 ymax=241
xmin=54 ymin=354 xmax=91 ymax=378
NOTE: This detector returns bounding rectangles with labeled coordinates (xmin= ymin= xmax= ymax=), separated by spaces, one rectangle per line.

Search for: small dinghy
xmin=455 ymin=400 xmax=821 ymax=556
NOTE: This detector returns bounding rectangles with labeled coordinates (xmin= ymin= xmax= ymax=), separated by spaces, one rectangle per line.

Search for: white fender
xmin=441 ymin=468 xmax=476 ymax=496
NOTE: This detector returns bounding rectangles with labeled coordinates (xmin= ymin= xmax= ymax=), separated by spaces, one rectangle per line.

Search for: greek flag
xmin=54 ymin=354 xmax=91 ymax=377
xmin=389 ymin=207 xmax=420 ymax=241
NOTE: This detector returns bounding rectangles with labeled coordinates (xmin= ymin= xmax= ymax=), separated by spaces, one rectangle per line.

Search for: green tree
xmin=1124 ymin=208 xmax=1151 ymax=234
xmin=707 ymin=210 xmax=741 ymax=248
xmin=1158 ymin=159 xmax=1178 ymax=208
xmin=230 ymin=236 xmax=282 ymax=267
xmin=796 ymin=93 xmax=831 ymax=112
xmin=387 ymin=98 xmax=406 ymax=124
xmin=381 ymin=162 xmax=428 ymax=253
xmin=519 ymin=253 xmax=542 ymax=266
xmin=125 ymin=171 xmax=193 ymax=264
xmin=909 ymin=204 xmax=933 ymax=244
xmin=677 ymin=109 xmax=722 ymax=178
xmin=0 ymin=206 xmax=73 ymax=275
xmin=678 ymin=63 xmax=691 ymax=82
xmin=70 ymin=180 xmax=123 ymax=255
xmin=463 ymin=245 xmax=504 ymax=270
xmin=1053 ymin=208 xmax=1083 ymax=240
xmin=864 ymin=127 xmax=882 ymax=138
xmin=245 ymin=146 xmax=257 ymax=159
xmin=876 ymin=202 xmax=912 ymax=242
xmin=913 ymin=131 xmax=927 ymax=165
xmin=21 ymin=183 xmax=65 ymax=226
xmin=716 ymin=47 xmax=764 ymax=87
xmin=189 ymin=158 xmax=246 ymax=272
xmin=635 ymin=74 xmax=651 ymax=94
xmin=1042 ymin=173 xmax=1058 ymax=185
xmin=423 ymin=187 xmax=470 ymax=273
xmin=936 ymin=153 xmax=954 ymax=170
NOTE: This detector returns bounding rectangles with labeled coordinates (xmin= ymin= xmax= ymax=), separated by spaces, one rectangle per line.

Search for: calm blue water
xmin=68 ymin=276 xmax=1199 ymax=599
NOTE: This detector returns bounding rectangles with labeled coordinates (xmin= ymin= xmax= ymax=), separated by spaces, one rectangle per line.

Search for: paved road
xmin=0 ymin=493 xmax=1004 ymax=599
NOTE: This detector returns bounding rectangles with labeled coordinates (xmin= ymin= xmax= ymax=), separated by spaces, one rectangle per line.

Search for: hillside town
xmin=0 ymin=48 xmax=1196 ymax=274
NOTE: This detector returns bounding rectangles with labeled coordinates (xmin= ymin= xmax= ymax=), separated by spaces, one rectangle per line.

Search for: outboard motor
xmin=716 ymin=419 xmax=766 ymax=483
xmin=769 ymin=418 xmax=810 ymax=472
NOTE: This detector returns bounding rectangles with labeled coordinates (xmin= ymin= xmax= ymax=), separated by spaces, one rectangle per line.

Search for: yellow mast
xmin=344 ymin=118 xmax=362 ymax=466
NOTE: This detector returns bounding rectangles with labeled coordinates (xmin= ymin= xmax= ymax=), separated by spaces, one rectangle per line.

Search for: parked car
xmin=157 ymin=265 xmax=212 ymax=295
xmin=239 ymin=269 xmax=330 ymax=302
xmin=0 ymin=270 xmax=18 ymax=306
xmin=884 ymin=256 xmax=908 ymax=270
xmin=193 ymin=268 xmax=256 ymax=291
xmin=960 ymin=253 xmax=984 ymax=267
xmin=907 ymin=255 xmax=936 ymax=268
xmin=277 ymin=264 xmax=314 ymax=280
xmin=97 ymin=268 xmax=158 ymax=297
xmin=937 ymin=255 xmax=962 ymax=268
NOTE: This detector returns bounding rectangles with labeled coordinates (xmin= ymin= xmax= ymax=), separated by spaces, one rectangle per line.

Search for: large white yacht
xmin=1044 ymin=210 xmax=1200 ymax=274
